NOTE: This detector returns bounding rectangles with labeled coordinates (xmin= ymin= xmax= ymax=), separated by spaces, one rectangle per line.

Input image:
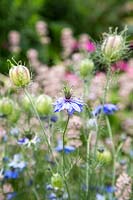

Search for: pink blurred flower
xmin=64 ymin=72 xmax=80 ymax=86
xmin=127 ymin=66 xmax=133 ymax=77
xmin=86 ymin=40 xmax=96 ymax=52
xmin=112 ymin=60 xmax=128 ymax=72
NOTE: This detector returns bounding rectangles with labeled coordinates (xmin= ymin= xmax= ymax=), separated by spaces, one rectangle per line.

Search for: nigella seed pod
xmin=8 ymin=106 xmax=20 ymax=123
xmin=101 ymin=34 xmax=124 ymax=62
xmin=51 ymin=173 xmax=63 ymax=190
xmin=36 ymin=94 xmax=53 ymax=116
xmin=97 ymin=149 xmax=112 ymax=165
xmin=21 ymin=95 xmax=34 ymax=112
xmin=79 ymin=59 xmax=94 ymax=78
xmin=9 ymin=65 xmax=30 ymax=87
xmin=1 ymin=98 xmax=13 ymax=115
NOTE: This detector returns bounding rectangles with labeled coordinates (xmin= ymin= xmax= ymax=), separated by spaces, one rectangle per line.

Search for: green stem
xmin=86 ymin=132 xmax=92 ymax=199
xmin=62 ymin=115 xmax=70 ymax=170
xmin=105 ymin=116 xmax=115 ymax=189
xmin=102 ymin=67 xmax=111 ymax=105
xmin=94 ymin=66 xmax=111 ymax=156
xmin=32 ymin=188 xmax=40 ymax=200
xmin=62 ymin=115 xmax=71 ymax=200
xmin=24 ymin=88 xmax=53 ymax=156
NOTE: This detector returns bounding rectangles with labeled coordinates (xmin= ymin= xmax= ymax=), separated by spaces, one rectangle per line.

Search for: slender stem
xmin=105 ymin=116 xmax=115 ymax=188
xmin=62 ymin=115 xmax=70 ymax=170
xmin=62 ymin=115 xmax=71 ymax=200
xmin=86 ymin=132 xmax=92 ymax=199
xmin=32 ymin=188 xmax=40 ymax=200
xmin=94 ymin=122 xmax=99 ymax=156
xmin=102 ymin=67 xmax=111 ymax=105
xmin=24 ymin=88 xmax=53 ymax=156
xmin=94 ymin=66 xmax=111 ymax=156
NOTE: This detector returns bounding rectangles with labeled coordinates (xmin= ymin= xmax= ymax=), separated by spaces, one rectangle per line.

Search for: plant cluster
xmin=0 ymin=28 xmax=133 ymax=200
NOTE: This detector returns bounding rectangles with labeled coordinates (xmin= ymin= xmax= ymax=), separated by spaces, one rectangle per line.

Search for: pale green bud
xmin=1 ymin=98 xmax=13 ymax=115
xmin=51 ymin=173 xmax=63 ymax=189
xmin=8 ymin=107 xmax=20 ymax=123
xmin=79 ymin=59 xmax=94 ymax=77
xmin=97 ymin=148 xmax=112 ymax=165
xmin=21 ymin=95 xmax=33 ymax=112
xmin=36 ymin=94 xmax=52 ymax=115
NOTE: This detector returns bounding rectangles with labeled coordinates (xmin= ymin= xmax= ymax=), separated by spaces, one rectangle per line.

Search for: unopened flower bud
xmin=79 ymin=59 xmax=94 ymax=78
xmin=101 ymin=35 xmax=124 ymax=62
xmin=97 ymin=148 xmax=112 ymax=165
xmin=51 ymin=173 xmax=63 ymax=189
xmin=1 ymin=98 xmax=13 ymax=115
xmin=8 ymin=107 xmax=20 ymax=123
xmin=9 ymin=65 xmax=30 ymax=87
xmin=63 ymin=85 xmax=72 ymax=99
xmin=21 ymin=95 xmax=33 ymax=112
xmin=36 ymin=94 xmax=52 ymax=116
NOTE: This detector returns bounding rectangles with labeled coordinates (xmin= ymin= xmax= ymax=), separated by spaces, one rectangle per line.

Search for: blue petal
xmin=92 ymin=105 xmax=102 ymax=116
xmin=70 ymin=102 xmax=81 ymax=112
xmin=64 ymin=146 xmax=75 ymax=153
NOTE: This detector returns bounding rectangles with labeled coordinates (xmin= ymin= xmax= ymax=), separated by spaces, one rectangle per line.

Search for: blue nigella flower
xmin=17 ymin=135 xmax=40 ymax=147
xmin=6 ymin=192 xmax=17 ymax=200
xmin=50 ymin=115 xmax=58 ymax=123
xmin=46 ymin=184 xmax=53 ymax=191
xmin=105 ymin=185 xmax=115 ymax=193
xmin=55 ymin=140 xmax=75 ymax=154
xmin=17 ymin=138 xmax=29 ymax=145
xmin=92 ymin=104 xmax=118 ymax=117
xmin=96 ymin=193 xmax=105 ymax=200
xmin=53 ymin=97 xmax=84 ymax=115
xmin=4 ymin=169 xmax=19 ymax=179
xmin=48 ymin=192 xmax=57 ymax=200
xmin=8 ymin=154 xmax=26 ymax=170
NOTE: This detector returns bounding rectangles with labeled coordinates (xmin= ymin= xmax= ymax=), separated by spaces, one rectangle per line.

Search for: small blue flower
xmin=46 ymin=184 xmax=53 ymax=191
xmin=96 ymin=193 xmax=105 ymax=200
xmin=53 ymin=97 xmax=84 ymax=115
xmin=55 ymin=140 xmax=75 ymax=154
xmin=4 ymin=169 xmax=19 ymax=179
xmin=92 ymin=104 xmax=118 ymax=117
xmin=48 ymin=192 xmax=57 ymax=200
xmin=105 ymin=185 xmax=115 ymax=193
xmin=8 ymin=154 xmax=26 ymax=170
xmin=6 ymin=192 xmax=17 ymax=200
xmin=50 ymin=115 xmax=58 ymax=123
xmin=17 ymin=138 xmax=29 ymax=145
xmin=17 ymin=135 xmax=40 ymax=147
xmin=3 ymin=157 xmax=9 ymax=163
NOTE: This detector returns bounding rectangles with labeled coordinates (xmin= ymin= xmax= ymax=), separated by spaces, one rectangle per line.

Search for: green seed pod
xmin=51 ymin=173 xmax=63 ymax=189
xmin=21 ymin=95 xmax=32 ymax=112
xmin=9 ymin=65 xmax=30 ymax=87
xmin=79 ymin=59 xmax=94 ymax=78
xmin=1 ymin=98 xmax=13 ymax=115
xmin=36 ymin=94 xmax=52 ymax=116
xmin=97 ymin=148 xmax=112 ymax=165
xmin=8 ymin=107 xmax=20 ymax=123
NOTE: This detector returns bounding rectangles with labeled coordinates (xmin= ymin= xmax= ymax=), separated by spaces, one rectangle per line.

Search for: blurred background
xmin=0 ymin=0 xmax=132 ymax=73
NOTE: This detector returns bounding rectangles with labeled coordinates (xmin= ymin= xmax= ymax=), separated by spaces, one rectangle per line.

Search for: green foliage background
xmin=0 ymin=0 xmax=132 ymax=73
